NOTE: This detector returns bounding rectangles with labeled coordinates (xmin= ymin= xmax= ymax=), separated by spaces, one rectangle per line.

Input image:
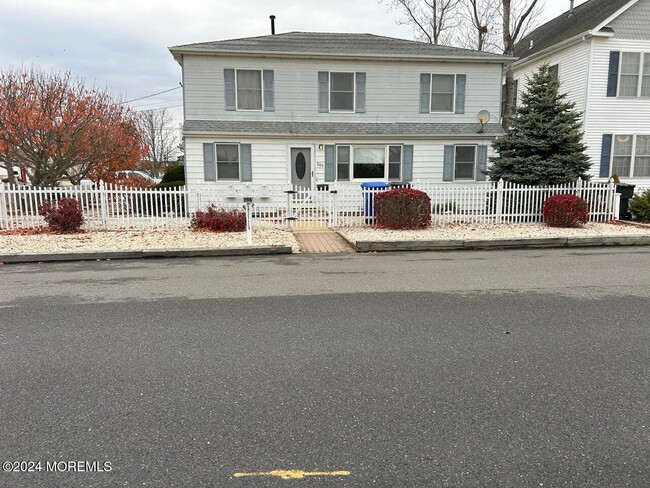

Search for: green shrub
xmin=155 ymin=180 xmax=185 ymax=189
xmin=160 ymin=165 xmax=185 ymax=184
xmin=629 ymin=189 xmax=650 ymax=222
xmin=374 ymin=188 xmax=431 ymax=229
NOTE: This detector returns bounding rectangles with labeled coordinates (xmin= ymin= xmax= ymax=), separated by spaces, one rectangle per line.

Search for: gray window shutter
xmin=607 ymin=51 xmax=620 ymax=97
xmin=455 ymin=75 xmax=466 ymax=114
xmin=240 ymin=144 xmax=252 ymax=182
xmin=203 ymin=143 xmax=215 ymax=182
xmin=443 ymin=145 xmax=454 ymax=181
xmin=318 ymin=72 xmax=329 ymax=113
xmin=419 ymin=73 xmax=431 ymax=113
xmin=600 ymin=134 xmax=613 ymax=178
xmin=476 ymin=145 xmax=488 ymax=181
xmin=263 ymin=70 xmax=274 ymax=112
xmin=224 ymin=69 xmax=236 ymax=111
xmin=402 ymin=145 xmax=414 ymax=182
xmin=355 ymin=72 xmax=366 ymax=113
xmin=324 ymin=145 xmax=335 ymax=182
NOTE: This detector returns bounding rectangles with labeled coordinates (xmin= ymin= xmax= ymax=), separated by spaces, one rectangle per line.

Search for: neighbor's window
xmin=619 ymin=53 xmax=641 ymax=97
xmin=454 ymin=145 xmax=476 ymax=180
xmin=330 ymin=72 xmax=355 ymax=111
xmin=337 ymin=145 xmax=350 ymax=180
xmin=236 ymin=70 xmax=263 ymax=110
xmin=612 ymin=135 xmax=633 ymax=176
xmin=634 ymin=135 xmax=650 ymax=177
xmin=216 ymin=144 xmax=240 ymax=180
xmin=643 ymin=56 xmax=650 ymax=97
xmin=353 ymin=147 xmax=385 ymax=179
xmin=431 ymin=74 xmax=455 ymax=112
xmin=549 ymin=64 xmax=559 ymax=81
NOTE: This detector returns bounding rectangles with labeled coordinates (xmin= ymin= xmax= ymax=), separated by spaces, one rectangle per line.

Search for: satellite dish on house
xmin=476 ymin=110 xmax=491 ymax=133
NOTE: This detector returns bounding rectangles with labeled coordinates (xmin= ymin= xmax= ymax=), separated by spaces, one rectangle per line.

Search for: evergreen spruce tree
xmin=486 ymin=65 xmax=591 ymax=185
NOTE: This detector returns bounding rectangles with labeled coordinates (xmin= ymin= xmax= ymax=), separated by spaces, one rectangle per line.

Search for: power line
xmin=125 ymin=86 xmax=181 ymax=103
xmin=134 ymin=103 xmax=183 ymax=112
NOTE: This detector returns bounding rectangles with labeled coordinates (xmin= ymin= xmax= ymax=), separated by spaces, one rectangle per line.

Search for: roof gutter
xmin=168 ymin=47 xmax=515 ymax=65
xmin=513 ymin=30 xmax=612 ymax=69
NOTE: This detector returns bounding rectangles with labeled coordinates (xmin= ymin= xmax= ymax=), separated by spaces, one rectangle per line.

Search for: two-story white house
xmin=513 ymin=0 xmax=650 ymax=186
xmin=169 ymin=32 xmax=512 ymax=191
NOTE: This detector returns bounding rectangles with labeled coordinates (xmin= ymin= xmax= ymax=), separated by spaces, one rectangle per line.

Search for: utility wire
xmin=125 ymin=86 xmax=181 ymax=103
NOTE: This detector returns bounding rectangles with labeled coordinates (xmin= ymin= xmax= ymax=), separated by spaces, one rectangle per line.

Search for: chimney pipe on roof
xmin=569 ymin=0 xmax=575 ymax=14
xmin=270 ymin=15 xmax=276 ymax=35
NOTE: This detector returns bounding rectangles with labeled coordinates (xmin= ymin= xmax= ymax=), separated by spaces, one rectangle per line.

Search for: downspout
xmin=582 ymin=35 xmax=593 ymax=159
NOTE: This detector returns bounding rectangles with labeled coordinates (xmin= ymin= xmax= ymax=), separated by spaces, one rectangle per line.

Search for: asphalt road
xmin=1 ymin=248 xmax=649 ymax=487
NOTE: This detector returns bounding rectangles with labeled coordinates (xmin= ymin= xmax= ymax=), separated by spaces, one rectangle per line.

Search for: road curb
xmin=0 ymin=246 xmax=293 ymax=264
xmin=353 ymin=235 xmax=650 ymax=253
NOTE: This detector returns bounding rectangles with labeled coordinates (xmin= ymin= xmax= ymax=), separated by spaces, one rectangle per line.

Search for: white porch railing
xmin=0 ymin=179 xmax=619 ymax=231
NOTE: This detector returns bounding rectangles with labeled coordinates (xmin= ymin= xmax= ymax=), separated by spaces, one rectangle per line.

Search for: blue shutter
xmin=443 ymin=145 xmax=454 ymax=181
xmin=600 ymin=134 xmax=613 ymax=178
xmin=455 ymin=75 xmax=466 ymax=114
xmin=263 ymin=70 xmax=274 ymax=112
xmin=203 ymin=143 xmax=215 ymax=182
xmin=240 ymin=144 xmax=252 ymax=182
xmin=402 ymin=145 xmax=413 ymax=182
xmin=607 ymin=51 xmax=620 ymax=97
xmin=224 ymin=69 xmax=236 ymax=111
xmin=355 ymin=72 xmax=366 ymax=113
xmin=318 ymin=72 xmax=329 ymax=113
xmin=476 ymin=145 xmax=488 ymax=181
xmin=324 ymin=145 xmax=335 ymax=182
xmin=419 ymin=73 xmax=430 ymax=113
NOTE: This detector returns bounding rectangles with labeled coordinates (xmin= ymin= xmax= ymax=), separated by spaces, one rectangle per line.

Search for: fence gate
xmin=285 ymin=185 xmax=334 ymax=229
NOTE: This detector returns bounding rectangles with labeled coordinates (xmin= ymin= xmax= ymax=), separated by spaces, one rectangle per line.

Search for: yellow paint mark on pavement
xmin=233 ymin=469 xmax=351 ymax=480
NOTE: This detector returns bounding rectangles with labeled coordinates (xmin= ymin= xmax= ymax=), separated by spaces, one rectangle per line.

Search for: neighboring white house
xmin=169 ymin=32 xmax=513 ymax=191
xmin=513 ymin=0 xmax=650 ymax=185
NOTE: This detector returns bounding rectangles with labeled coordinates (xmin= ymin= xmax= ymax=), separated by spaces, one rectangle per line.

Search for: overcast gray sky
xmin=0 ymin=0 xmax=586 ymax=125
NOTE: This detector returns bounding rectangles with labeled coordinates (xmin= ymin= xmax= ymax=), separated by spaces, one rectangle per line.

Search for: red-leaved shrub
xmin=543 ymin=194 xmax=589 ymax=227
xmin=190 ymin=205 xmax=246 ymax=232
xmin=38 ymin=197 xmax=84 ymax=233
xmin=374 ymin=188 xmax=431 ymax=229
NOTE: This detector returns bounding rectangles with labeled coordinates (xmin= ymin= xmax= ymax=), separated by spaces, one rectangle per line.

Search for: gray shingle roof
xmin=183 ymin=120 xmax=503 ymax=137
xmin=170 ymin=32 xmax=513 ymax=62
xmin=515 ymin=0 xmax=634 ymax=59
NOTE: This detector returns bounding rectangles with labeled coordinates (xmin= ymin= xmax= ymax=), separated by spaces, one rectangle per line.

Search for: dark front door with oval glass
xmin=291 ymin=147 xmax=311 ymax=189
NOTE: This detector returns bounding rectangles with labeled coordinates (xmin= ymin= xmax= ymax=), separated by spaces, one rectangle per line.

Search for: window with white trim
xmin=454 ymin=145 xmax=476 ymax=180
xmin=336 ymin=145 xmax=403 ymax=181
xmin=618 ymin=52 xmax=650 ymax=97
xmin=330 ymin=72 xmax=355 ymax=111
xmin=216 ymin=144 xmax=240 ymax=180
xmin=431 ymin=74 xmax=455 ymax=112
xmin=611 ymin=135 xmax=650 ymax=178
xmin=549 ymin=64 xmax=559 ymax=81
xmin=236 ymin=70 xmax=263 ymax=110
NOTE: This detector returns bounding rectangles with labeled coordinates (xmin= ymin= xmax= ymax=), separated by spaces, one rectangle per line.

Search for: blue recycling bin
xmin=361 ymin=181 xmax=390 ymax=218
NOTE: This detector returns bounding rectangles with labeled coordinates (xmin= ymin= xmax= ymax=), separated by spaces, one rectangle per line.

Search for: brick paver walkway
xmin=293 ymin=230 xmax=355 ymax=253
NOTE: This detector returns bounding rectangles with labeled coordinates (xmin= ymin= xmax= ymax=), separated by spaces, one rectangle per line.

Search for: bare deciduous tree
xmin=383 ymin=0 xmax=463 ymax=45
xmin=138 ymin=108 xmax=179 ymax=178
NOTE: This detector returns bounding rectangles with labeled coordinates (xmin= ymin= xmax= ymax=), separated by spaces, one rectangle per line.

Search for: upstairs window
xmin=236 ymin=70 xmax=263 ymax=110
xmin=431 ymin=74 xmax=455 ymax=112
xmin=549 ymin=64 xmax=559 ymax=81
xmin=330 ymin=72 xmax=355 ymax=111
xmin=618 ymin=52 xmax=650 ymax=97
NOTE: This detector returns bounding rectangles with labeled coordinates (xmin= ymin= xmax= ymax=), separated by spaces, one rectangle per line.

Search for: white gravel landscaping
xmin=0 ymin=227 xmax=300 ymax=254
xmin=339 ymin=222 xmax=650 ymax=243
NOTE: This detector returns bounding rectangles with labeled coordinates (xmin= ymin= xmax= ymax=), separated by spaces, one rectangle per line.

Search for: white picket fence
xmin=0 ymin=179 xmax=619 ymax=231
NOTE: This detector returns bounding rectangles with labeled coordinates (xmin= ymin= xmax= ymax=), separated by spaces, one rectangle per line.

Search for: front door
xmin=291 ymin=147 xmax=311 ymax=189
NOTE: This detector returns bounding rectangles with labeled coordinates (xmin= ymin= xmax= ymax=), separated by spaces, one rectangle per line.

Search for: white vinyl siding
xmin=182 ymin=56 xmax=502 ymax=123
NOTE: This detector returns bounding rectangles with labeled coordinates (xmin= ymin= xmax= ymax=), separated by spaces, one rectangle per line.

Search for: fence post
xmin=330 ymin=182 xmax=337 ymax=228
xmin=495 ymin=179 xmax=504 ymax=224
xmin=0 ymin=183 xmax=7 ymax=230
xmin=99 ymin=180 xmax=108 ymax=231
xmin=613 ymin=188 xmax=621 ymax=220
